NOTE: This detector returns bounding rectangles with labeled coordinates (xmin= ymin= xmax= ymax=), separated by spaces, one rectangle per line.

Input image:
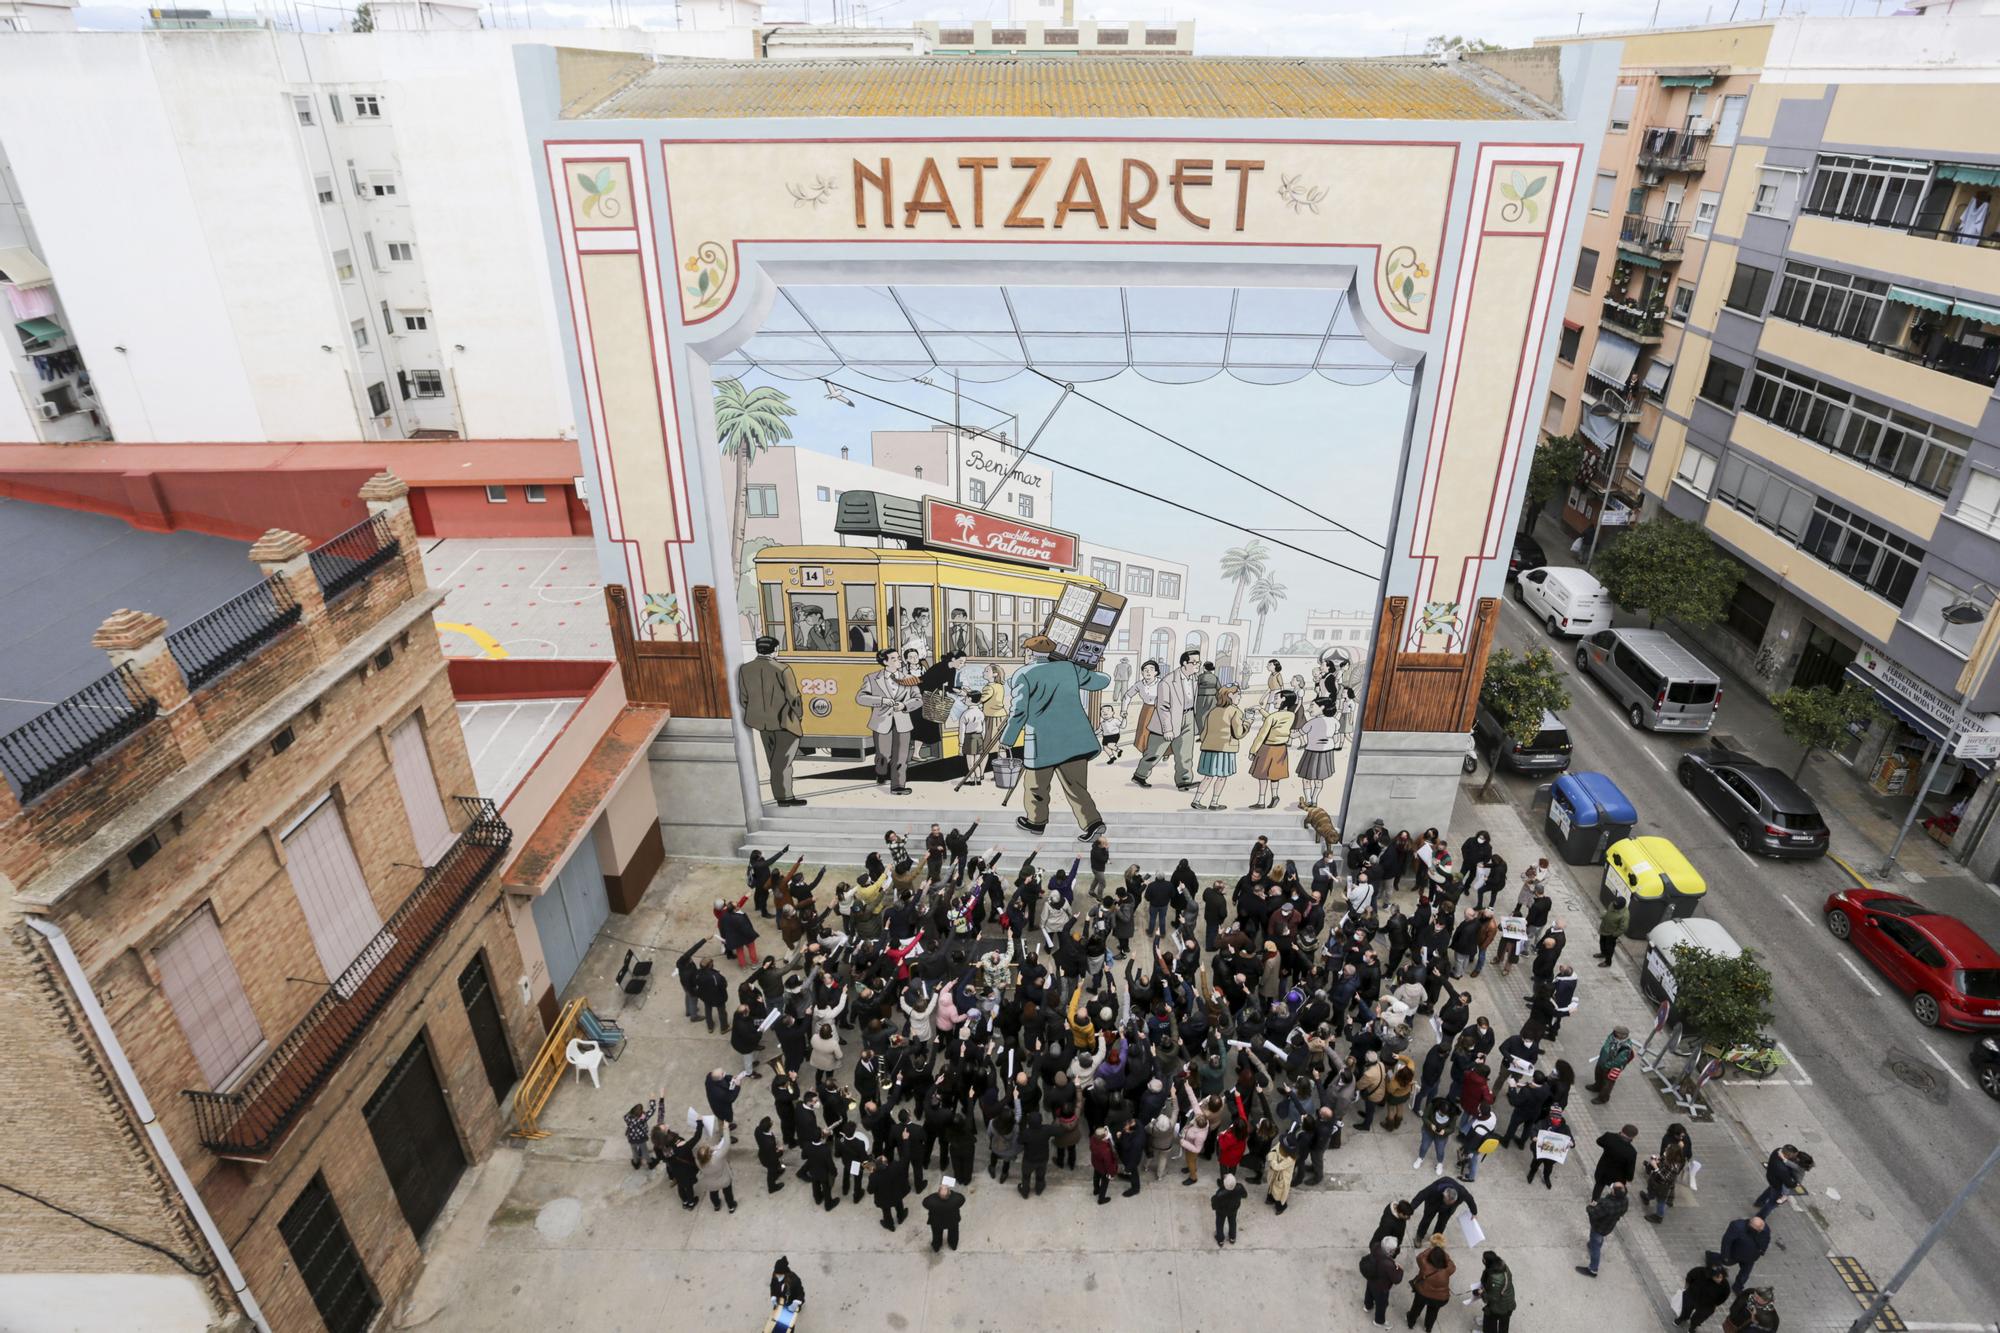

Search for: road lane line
xmin=1921 ymin=1039 xmax=1972 ymax=1090
xmin=1640 ymin=746 xmax=1670 ymax=774
xmin=1779 ymin=893 xmax=1812 ymax=923
xmin=1836 ymin=954 xmax=1883 ymax=997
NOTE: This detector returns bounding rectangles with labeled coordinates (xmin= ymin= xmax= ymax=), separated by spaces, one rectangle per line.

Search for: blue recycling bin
xmin=1545 ymin=771 xmax=1637 ymax=866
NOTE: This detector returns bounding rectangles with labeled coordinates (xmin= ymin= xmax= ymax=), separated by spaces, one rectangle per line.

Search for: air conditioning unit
xmin=37 ymin=401 xmax=61 ymax=420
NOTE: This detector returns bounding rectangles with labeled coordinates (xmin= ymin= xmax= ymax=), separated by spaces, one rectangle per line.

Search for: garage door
xmin=529 ymin=834 xmax=608 ymax=997
xmin=363 ymin=1033 xmax=466 ymax=1242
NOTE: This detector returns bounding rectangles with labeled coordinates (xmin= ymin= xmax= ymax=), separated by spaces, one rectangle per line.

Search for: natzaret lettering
xmin=854 ymin=155 xmax=1266 ymax=232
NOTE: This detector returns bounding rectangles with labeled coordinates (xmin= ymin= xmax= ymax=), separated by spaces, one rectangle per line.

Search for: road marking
xmin=1779 ymin=893 xmax=1812 ymax=924
xmin=1837 ymin=954 xmax=1884 ymax=997
xmin=1920 ymin=1039 xmax=1972 ymax=1091
xmin=437 ymin=621 xmax=508 ymax=659
xmin=1640 ymin=745 xmax=1670 ymax=774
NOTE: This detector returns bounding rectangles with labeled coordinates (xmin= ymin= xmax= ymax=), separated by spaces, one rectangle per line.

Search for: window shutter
xmin=282 ymin=799 xmax=384 ymax=983
xmin=398 ymin=370 xmax=411 ymax=401
xmin=156 ymin=906 xmax=265 ymax=1088
xmin=389 ymin=716 xmax=455 ymax=863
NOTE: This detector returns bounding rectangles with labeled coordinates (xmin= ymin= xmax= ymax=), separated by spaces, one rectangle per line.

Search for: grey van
xmin=1575 ymin=628 xmax=1721 ymax=732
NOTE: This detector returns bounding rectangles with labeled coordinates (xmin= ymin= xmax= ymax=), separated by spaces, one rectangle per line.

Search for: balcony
xmin=1620 ymin=213 xmax=1690 ymax=261
xmin=184 ymin=798 xmax=511 ymax=1160
xmin=309 ymin=511 xmax=401 ymax=603
xmin=1636 ymin=125 xmax=1711 ymax=176
xmin=1600 ymin=295 xmax=1665 ymax=343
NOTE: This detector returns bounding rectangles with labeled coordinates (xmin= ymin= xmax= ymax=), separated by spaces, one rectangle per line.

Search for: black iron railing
xmin=308 ymin=512 xmax=400 ymax=603
xmin=166 ymin=575 xmax=302 ymax=690
xmin=1620 ymin=213 xmax=1690 ymax=256
xmin=0 ymin=664 xmax=158 ymax=802
xmin=1601 ymin=297 xmax=1666 ymax=339
xmin=184 ymin=798 xmax=511 ymax=1159
xmin=1637 ymin=125 xmax=1711 ymax=174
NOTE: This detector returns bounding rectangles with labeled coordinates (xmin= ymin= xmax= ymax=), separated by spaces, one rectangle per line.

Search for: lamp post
xmin=1582 ymin=386 xmax=1632 ymax=567
xmin=1878 ymin=594 xmax=2000 ymax=877
xmin=1846 ymin=1135 xmax=2000 ymax=1333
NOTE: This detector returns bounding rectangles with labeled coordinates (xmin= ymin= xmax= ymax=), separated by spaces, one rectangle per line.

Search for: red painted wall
xmin=423 ymin=485 xmax=582 ymax=537
xmin=447 ymin=656 xmax=612 ymax=700
xmin=0 ymin=468 xmax=372 ymax=541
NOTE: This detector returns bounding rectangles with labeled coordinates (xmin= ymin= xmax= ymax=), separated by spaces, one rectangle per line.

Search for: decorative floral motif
xmin=640 ymin=592 xmax=682 ymax=640
xmin=575 ymin=166 xmax=622 ymax=220
xmin=1383 ymin=246 xmax=1431 ymax=317
xmin=1276 ymin=173 xmax=1328 ymax=215
xmin=785 ymin=175 xmax=838 ymax=209
xmin=1414 ymin=599 xmax=1462 ymax=651
xmin=1498 ymin=169 xmax=1548 ymax=224
xmin=683 ymin=242 xmax=729 ymax=312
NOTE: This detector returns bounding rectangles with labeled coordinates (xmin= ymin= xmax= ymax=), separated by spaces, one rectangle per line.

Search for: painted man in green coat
xmin=998 ymin=634 xmax=1109 ymax=842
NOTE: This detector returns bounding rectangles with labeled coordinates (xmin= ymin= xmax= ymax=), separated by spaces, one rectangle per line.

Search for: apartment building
xmin=0 ymin=474 xmax=541 ymax=1331
xmin=1537 ymin=22 xmax=1774 ymax=545
xmin=1645 ymin=10 xmax=2000 ymax=866
xmin=920 ymin=0 xmax=1193 ymax=56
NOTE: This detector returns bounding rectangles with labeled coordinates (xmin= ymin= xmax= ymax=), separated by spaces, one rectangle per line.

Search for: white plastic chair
xmin=565 ymin=1038 xmax=604 ymax=1088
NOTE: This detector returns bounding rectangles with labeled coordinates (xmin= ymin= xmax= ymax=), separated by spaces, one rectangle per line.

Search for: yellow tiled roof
xmin=558 ymin=53 xmax=1557 ymax=122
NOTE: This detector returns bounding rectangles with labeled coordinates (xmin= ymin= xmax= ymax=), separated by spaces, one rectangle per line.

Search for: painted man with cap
xmin=738 ymin=634 xmax=806 ymax=807
xmin=998 ymin=634 xmax=1110 ymax=842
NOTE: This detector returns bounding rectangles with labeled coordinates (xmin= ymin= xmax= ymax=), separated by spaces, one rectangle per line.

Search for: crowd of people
xmin=632 ymin=820 xmax=1786 ymax=1332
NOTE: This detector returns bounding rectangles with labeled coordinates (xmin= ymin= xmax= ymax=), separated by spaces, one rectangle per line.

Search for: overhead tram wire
xmin=815 ymin=373 xmax=1380 ymax=585
xmin=973 ymin=381 xmax=1072 ymax=518
xmin=1024 ymin=367 xmax=1388 ymax=553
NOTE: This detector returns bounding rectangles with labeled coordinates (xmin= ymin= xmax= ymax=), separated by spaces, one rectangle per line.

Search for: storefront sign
xmin=922 ymin=498 xmax=1079 ymax=570
xmin=1849 ymin=648 xmax=2000 ymax=756
xmin=852 ymin=155 xmax=1267 ymax=233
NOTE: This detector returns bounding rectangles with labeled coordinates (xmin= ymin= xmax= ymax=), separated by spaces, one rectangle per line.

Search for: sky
xmin=73 ymin=0 xmax=1892 ymax=47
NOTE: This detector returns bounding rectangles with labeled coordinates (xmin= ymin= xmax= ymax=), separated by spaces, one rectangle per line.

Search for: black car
xmin=1976 ymin=1035 xmax=2000 ymax=1100
xmin=1471 ymin=700 xmax=1573 ymax=774
xmin=1508 ymin=532 xmax=1548 ymax=583
xmin=1676 ymin=746 xmax=1829 ymax=858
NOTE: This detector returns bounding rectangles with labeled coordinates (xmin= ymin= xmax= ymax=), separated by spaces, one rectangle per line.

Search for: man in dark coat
xmin=1411 ymin=1178 xmax=1476 ymax=1240
xmin=1500 ymin=1072 xmax=1554 ymax=1149
xmin=1753 ymin=1144 xmax=1805 ymax=1218
xmin=1578 ymin=1181 xmax=1628 ymax=1277
xmin=1592 ymin=1123 xmax=1640 ymax=1200
xmin=923 ymin=1181 xmax=966 ymax=1252
xmin=754 ymin=1117 xmax=785 ymax=1193
xmin=1715 ymin=1215 xmax=1771 ymax=1292
xmin=870 ymin=1153 xmax=911 ymax=1231
xmin=1674 ymin=1259 xmax=1732 ymax=1328
xmin=1017 ymin=1110 xmax=1056 ymax=1198
xmin=1211 ymin=1172 xmax=1247 ymax=1247
xmin=694 ymin=960 xmax=730 ymax=1032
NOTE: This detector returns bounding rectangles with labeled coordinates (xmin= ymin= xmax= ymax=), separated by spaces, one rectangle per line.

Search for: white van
xmin=1513 ymin=566 xmax=1614 ymax=638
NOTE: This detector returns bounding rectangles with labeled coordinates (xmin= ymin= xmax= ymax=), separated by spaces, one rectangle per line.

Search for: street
xmin=1485 ymin=583 xmax=2000 ymax=1325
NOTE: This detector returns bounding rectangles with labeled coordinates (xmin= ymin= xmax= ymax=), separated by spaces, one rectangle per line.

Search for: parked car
xmin=1508 ymin=532 xmax=1548 ymax=582
xmin=1575 ymin=627 xmax=1721 ymax=732
xmin=1821 ymin=887 xmax=2000 ymax=1030
xmin=1513 ymin=566 xmax=1613 ymax=638
xmin=1676 ymin=747 xmax=1828 ymax=858
xmin=1472 ymin=700 xmax=1573 ymax=774
xmin=1975 ymin=1035 xmax=2000 ymax=1100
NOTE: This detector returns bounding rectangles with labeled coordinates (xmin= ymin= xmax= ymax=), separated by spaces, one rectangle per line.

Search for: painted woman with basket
xmin=910 ymin=650 xmax=964 ymax=763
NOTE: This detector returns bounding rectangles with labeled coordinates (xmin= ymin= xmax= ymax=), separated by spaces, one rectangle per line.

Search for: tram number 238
xmin=798 ymin=678 xmax=840 ymax=697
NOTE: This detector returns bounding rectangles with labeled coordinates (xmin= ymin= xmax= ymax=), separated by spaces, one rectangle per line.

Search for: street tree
xmin=1219 ymin=540 xmax=1271 ymax=626
xmin=1771 ymin=682 xmax=1884 ymax=780
xmin=1249 ymin=573 xmax=1288 ymax=653
xmin=1669 ymin=943 xmax=1775 ymax=1051
xmin=1596 ymin=515 xmax=1740 ymax=627
xmin=352 ymin=2 xmax=374 ymax=31
xmin=1521 ymin=433 xmax=1585 ymax=532
xmin=1424 ymin=34 xmax=1503 ymax=55
xmin=713 ymin=379 xmax=797 ymax=578
xmin=1475 ymin=646 xmax=1571 ymax=793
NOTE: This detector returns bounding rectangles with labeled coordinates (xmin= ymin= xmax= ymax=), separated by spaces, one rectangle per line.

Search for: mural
xmin=717 ymin=281 xmax=1408 ymax=824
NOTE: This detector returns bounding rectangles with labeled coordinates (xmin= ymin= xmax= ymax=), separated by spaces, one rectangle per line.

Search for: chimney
xmin=840 ymin=446 xmax=849 ymax=460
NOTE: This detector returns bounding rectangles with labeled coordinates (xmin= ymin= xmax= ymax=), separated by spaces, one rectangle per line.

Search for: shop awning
xmin=1618 ymin=249 xmax=1663 ymax=270
xmin=1659 ymin=74 xmax=1716 ymax=88
xmin=14 ymin=316 xmax=63 ymax=342
xmin=1953 ymin=297 xmax=2000 ymax=326
xmin=1887 ymin=285 xmax=1953 ymax=315
xmin=1936 ymin=162 xmax=2000 ymax=187
xmin=1843 ymin=663 xmax=1999 ymax=772
xmin=0 ymin=246 xmax=51 ymax=289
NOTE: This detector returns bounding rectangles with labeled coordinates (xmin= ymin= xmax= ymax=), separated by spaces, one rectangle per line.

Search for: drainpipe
xmin=24 ymin=916 xmax=272 ymax=1333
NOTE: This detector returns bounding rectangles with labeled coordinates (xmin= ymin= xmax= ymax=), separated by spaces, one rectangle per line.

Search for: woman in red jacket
xmin=1458 ymin=1064 xmax=1494 ymax=1130
xmin=1215 ymin=1121 xmax=1248 ymax=1176
xmin=1089 ymin=1127 xmax=1121 ymax=1205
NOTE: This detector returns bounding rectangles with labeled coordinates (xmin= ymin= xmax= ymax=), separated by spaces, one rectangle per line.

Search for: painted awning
xmin=14 ymin=316 xmax=63 ymax=342
xmin=1937 ymin=162 xmax=2000 ymax=187
xmin=1588 ymin=329 xmax=1642 ymax=389
xmin=0 ymin=246 xmax=51 ymax=289
xmin=1617 ymin=249 xmax=1663 ymax=270
xmin=1659 ymin=74 xmax=1716 ymax=88
xmin=1953 ymin=298 xmax=2000 ymax=325
xmin=1887 ymin=285 xmax=1953 ymax=315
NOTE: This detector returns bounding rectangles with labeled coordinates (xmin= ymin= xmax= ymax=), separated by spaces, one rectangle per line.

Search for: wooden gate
xmin=604 ymin=584 xmax=731 ymax=718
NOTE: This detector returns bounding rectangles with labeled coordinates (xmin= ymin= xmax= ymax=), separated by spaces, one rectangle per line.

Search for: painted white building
xmin=741 ymin=443 xmax=950 ymax=548
xmin=871 ymin=427 xmax=1058 ymax=525
xmin=1302 ymin=608 xmax=1375 ymax=651
xmin=0 ymin=0 xmax=75 ymax=33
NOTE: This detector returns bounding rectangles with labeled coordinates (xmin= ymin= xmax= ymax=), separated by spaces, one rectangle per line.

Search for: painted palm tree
xmin=713 ymin=379 xmax=798 ymax=575
xmin=1218 ymin=539 xmax=1271 ymax=626
xmin=1249 ymin=573 xmax=1288 ymax=653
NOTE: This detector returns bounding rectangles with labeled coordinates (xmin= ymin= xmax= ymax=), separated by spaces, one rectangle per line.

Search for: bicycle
xmin=1706 ymin=1035 xmax=1786 ymax=1080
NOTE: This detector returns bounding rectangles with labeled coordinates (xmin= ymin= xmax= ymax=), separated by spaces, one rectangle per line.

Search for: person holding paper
xmin=1411 ymin=1177 xmax=1477 ymax=1240
xmin=1471 ymin=1251 xmax=1517 ymax=1332
xmin=1527 ymin=1111 xmax=1572 ymax=1188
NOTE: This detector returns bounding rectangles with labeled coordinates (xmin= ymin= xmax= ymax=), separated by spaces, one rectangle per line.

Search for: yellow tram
xmin=750 ymin=493 xmax=1106 ymax=757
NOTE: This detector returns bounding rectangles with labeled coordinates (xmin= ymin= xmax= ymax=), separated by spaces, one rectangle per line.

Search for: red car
xmin=1823 ymin=888 xmax=2000 ymax=1030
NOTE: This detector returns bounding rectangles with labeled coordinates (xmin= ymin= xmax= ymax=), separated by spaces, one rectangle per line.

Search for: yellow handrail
xmin=510 ymin=996 xmax=586 ymax=1140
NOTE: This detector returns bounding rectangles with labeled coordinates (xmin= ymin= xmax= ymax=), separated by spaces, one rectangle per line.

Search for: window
xmin=1724 ymin=263 xmax=1774 ymax=316
xmin=1627 ymin=435 xmax=1654 ymax=484
xmin=844 ymin=585 xmax=877 ymax=652
xmin=352 ymin=93 xmax=381 ymax=119
xmin=367 ymin=382 xmax=389 ymax=416
xmin=1752 ymin=166 xmax=1803 ymax=220
xmin=315 ymin=174 xmax=336 ymax=205
xmin=1908 ymin=576 xmax=1989 ymax=656
xmin=1726 ymin=581 xmax=1776 ymax=646
xmin=1671 ymin=283 xmax=1695 ymax=322
xmin=1090 ymin=557 xmax=1122 ymax=591
xmin=1557 ymin=324 xmax=1582 ymax=364
xmin=1713 ymin=94 xmax=1747 ymax=146
xmin=745 ymin=484 xmax=779 ymax=518
xmin=156 ymin=906 xmax=265 ymax=1088
xmin=1627 ymin=186 xmax=1648 ymax=218
xmin=484 ymin=484 xmax=507 ymax=503
xmin=1951 ymin=470 xmax=2000 ymax=537
xmin=524 ymin=484 xmax=547 ymax=503
xmin=1697 ymin=355 xmax=1745 ymax=407
xmin=1157 ymin=572 xmax=1181 ymax=600
xmin=350 ymin=318 xmax=369 ymax=350
xmin=327 ymin=91 xmax=344 ymax=123
xmin=293 ymin=94 xmax=314 ymax=125
xmin=1017 ymin=494 xmax=1034 ymax=518
xmin=1716 ymin=454 xmax=1815 ymax=541
xmin=1609 ymin=84 xmax=1637 ymax=133
xmin=369 ymin=173 xmax=397 ymax=199
xmin=967 ymin=478 xmax=987 ymax=506
xmin=282 ymin=798 xmax=384 ymax=984
xmin=1126 ymin=566 xmax=1154 ymax=596
xmin=402 ymin=310 xmax=428 ymax=332
xmin=1804 ymin=153 xmax=1929 ymax=228
xmin=1771 ymin=260 xmax=1891 ymax=344
xmin=333 ymin=249 xmax=355 ymax=282
xmin=409 ymin=369 xmax=444 ymax=398
xmin=1742 ymin=359 xmax=1967 ymax=498
xmin=1573 ymin=246 xmax=1599 ymax=292
xmin=387 ymin=242 xmax=413 ymax=262
xmin=815 ymin=486 xmax=831 ymax=502
xmin=1543 ymin=391 xmax=1567 ymax=435
xmin=388 ymin=716 xmax=454 ymax=862
xmin=1691 ymin=189 xmax=1720 ymax=239
xmin=1675 ymin=441 xmax=1719 ymax=497
xmin=1591 ymin=170 xmax=1618 ymax=214
xmin=1116 ymin=627 xmax=1131 ymax=649
xmin=1802 ymin=498 xmax=1923 ymax=604
xmin=279 ymin=1177 xmax=380 ymax=1333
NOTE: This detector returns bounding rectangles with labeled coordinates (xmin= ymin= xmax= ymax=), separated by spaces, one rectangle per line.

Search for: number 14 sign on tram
xmin=922 ymin=498 xmax=1080 ymax=571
